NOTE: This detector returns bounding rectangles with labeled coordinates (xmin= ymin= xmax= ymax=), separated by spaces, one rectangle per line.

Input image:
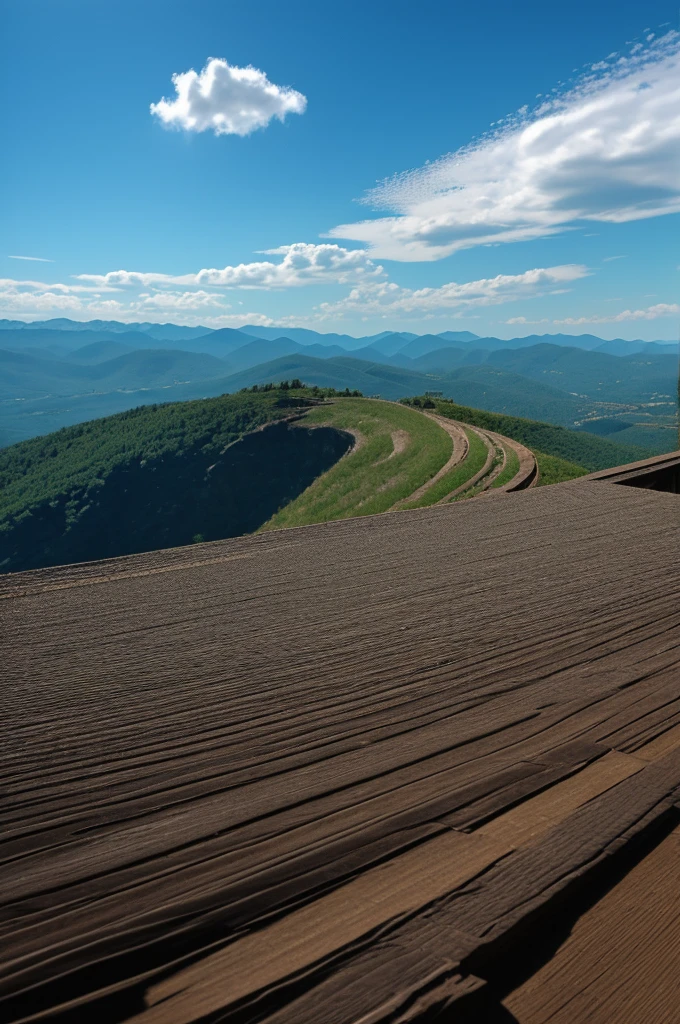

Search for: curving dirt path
xmin=435 ymin=424 xmax=495 ymax=503
xmin=302 ymin=402 xmax=537 ymax=510
xmin=494 ymin=431 xmax=539 ymax=491
xmin=475 ymin=429 xmax=538 ymax=494
xmin=390 ymin=413 xmax=468 ymax=509
xmin=437 ymin=425 xmax=538 ymax=502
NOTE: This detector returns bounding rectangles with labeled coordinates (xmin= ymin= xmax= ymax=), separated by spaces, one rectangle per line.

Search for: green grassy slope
xmin=262 ymin=399 xmax=452 ymax=529
xmin=421 ymin=398 xmax=654 ymax=472
xmin=534 ymin=452 xmax=589 ymax=486
xmin=400 ymin=428 xmax=489 ymax=509
xmin=490 ymin=446 xmax=521 ymax=489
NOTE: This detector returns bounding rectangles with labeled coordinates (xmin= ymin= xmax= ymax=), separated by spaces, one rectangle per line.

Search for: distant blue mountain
xmin=0 ymin=318 xmax=214 ymax=342
xmin=67 ymin=340 xmax=134 ymax=363
xmin=238 ymin=325 xmax=363 ymax=348
xmin=364 ymin=333 xmax=417 ymax=357
xmin=2 ymin=319 xmax=675 ymax=360
xmin=436 ymin=331 xmax=480 ymax=343
xmin=238 ymin=325 xmax=416 ymax=352
xmin=398 ymin=334 xmax=468 ymax=359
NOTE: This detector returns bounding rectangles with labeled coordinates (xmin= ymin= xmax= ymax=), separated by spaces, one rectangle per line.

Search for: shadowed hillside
xmin=0 ymin=389 xmax=352 ymax=573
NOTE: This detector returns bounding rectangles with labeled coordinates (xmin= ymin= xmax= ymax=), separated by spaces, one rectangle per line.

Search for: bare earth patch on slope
xmin=387 ymin=429 xmax=409 ymax=459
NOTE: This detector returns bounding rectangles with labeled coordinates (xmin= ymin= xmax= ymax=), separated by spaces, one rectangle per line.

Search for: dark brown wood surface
xmin=503 ymin=823 xmax=680 ymax=1023
xmin=2 ymin=477 xmax=680 ymax=1022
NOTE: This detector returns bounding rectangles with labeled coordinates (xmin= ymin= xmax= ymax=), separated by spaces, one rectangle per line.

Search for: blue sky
xmin=2 ymin=0 xmax=679 ymax=339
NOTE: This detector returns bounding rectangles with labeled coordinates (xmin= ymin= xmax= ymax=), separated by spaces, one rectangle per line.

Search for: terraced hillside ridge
xmin=2 ymin=466 xmax=680 ymax=1023
xmin=403 ymin=395 xmax=661 ymax=472
xmin=262 ymin=398 xmax=538 ymax=530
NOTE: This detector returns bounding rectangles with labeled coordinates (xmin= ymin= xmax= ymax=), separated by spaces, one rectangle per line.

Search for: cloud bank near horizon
xmin=74 ymin=245 xmax=383 ymax=291
xmin=1 ymin=249 xmax=678 ymax=331
xmin=0 ymin=253 xmax=591 ymax=327
xmin=329 ymin=32 xmax=680 ymax=260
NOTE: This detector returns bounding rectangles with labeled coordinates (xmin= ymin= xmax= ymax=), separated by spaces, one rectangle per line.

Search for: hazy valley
xmin=1 ymin=318 xmax=677 ymax=453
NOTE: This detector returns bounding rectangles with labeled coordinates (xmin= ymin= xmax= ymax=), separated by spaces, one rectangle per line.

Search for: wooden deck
xmin=2 ymin=471 xmax=680 ymax=1022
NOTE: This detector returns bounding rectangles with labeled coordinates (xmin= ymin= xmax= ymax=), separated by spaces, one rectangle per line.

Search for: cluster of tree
xmin=243 ymin=381 xmax=363 ymax=398
xmin=402 ymin=396 xmax=653 ymax=472
xmin=242 ymin=379 xmax=305 ymax=393
xmin=403 ymin=396 xmax=436 ymax=409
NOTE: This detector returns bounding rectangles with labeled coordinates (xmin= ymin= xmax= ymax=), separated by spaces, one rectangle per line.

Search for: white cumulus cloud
xmin=555 ymin=302 xmax=680 ymax=323
xmin=0 ymin=278 xmax=273 ymax=326
xmin=75 ymin=244 xmax=382 ymax=291
xmin=329 ymin=32 xmax=680 ymax=260
xmin=315 ymin=265 xmax=588 ymax=320
xmin=150 ymin=58 xmax=307 ymax=136
xmin=196 ymin=243 xmax=381 ymax=287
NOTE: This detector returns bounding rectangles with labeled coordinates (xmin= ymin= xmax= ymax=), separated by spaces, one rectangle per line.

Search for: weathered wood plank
xmin=1 ymin=479 xmax=679 ymax=1022
xmin=503 ymin=825 xmax=680 ymax=1024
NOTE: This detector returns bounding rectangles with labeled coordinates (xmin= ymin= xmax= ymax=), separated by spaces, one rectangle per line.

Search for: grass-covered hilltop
xmin=0 ymin=385 xmax=660 ymax=574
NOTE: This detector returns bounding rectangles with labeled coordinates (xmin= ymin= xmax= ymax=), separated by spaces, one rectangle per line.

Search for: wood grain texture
xmin=504 ymin=825 xmax=680 ymax=1024
xmin=2 ymin=476 xmax=679 ymax=1022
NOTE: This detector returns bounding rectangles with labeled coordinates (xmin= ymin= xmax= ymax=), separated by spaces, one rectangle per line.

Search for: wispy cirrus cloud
xmin=150 ymin=58 xmax=307 ymax=137
xmin=8 ymin=255 xmax=54 ymax=263
xmin=329 ymin=32 xmax=680 ymax=260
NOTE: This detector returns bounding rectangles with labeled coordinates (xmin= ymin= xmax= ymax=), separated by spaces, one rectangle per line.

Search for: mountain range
xmin=0 ymin=318 xmax=676 ymax=451
xmin=2 ymin=318 xmax=676 ymax=355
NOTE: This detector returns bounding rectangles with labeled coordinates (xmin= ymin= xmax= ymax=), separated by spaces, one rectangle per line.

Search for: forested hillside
xmin=0 ymin=388 xmax=352 ymax=573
